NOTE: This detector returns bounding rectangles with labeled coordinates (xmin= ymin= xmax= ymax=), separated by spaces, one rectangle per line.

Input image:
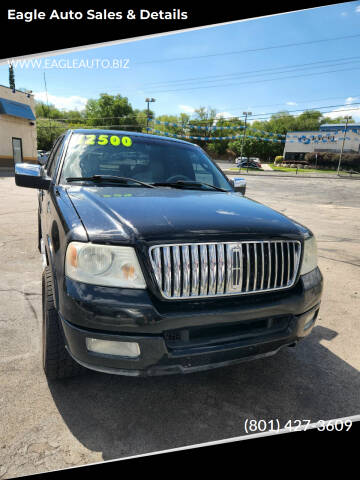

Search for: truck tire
xmin=42 ymin=266 xmax=84 ymax=380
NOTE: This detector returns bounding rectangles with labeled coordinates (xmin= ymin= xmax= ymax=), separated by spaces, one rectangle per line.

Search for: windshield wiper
xmin=66 ymin=175 xmax=156 ymax=189
xmin=152 ymin=180 xmax=228 ymax=192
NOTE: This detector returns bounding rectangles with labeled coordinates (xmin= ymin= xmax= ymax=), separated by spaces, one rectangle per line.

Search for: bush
xmin=304 ymin=152 xmax=360 ymax=170
xmin=274 ymin=156 xmax=283 ymax=165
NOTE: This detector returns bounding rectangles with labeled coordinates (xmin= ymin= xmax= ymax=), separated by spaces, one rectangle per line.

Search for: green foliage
xmin=9 ymin=65 xmax=15 ymax=90
xmin=35 ymin=94 xmax=149 ymax=149
xmin=320 ymin=116 xmax=355 ymax=125
xmin=36 ymin=119 xmax=69 ymax=150
xmin=187 ymin=107 xmax=218 ymax=150
xmin=32 ymin=93 xmax=356 ymax=163
xmin=84 ymin=93 xmax=146 ymax=131
xmin=204 ymin=116 xmax=245 ymax=155
xmin=271 ymin=163 xmax=338 ymax=174
xmin=152 ymin=113 xmax=190 ymax=137
xmin=64 ymin=110 xmax=84 ymax=123
xmin=274 ymin=156 xmax=283 ymax=164
xmin=252 ymin=110 xmax=324 ymax=136
xmin=35 ymin=101 xmax=64 ymax=119
xmin=229 ymin=134 xmax=283 ymax=161
xmin=194 ymin=106 xmax=217 ymax=121
xmin=304 ymin=152 xmax=360 ymax=170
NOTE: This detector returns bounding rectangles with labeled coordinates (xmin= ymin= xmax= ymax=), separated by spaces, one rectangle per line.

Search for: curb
xmin=222 ymin=170 xmax=360 ymax=180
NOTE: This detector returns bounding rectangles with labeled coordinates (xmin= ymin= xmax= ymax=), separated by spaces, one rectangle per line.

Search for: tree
xmin=294 ymin=110 xmax=323 ymax=130
xmin=186 ymin=107 xmax=217 ymax=149
xmin=64 ymin=110 xmax=84 ymax=123
xmin=35 ymin=101 xmax=63 ymax=119
xmin=321 ymin=115 xmax=355 ymax=125
xmin=229 ymin=135 xmax=283 ymax=161
xmin=204 ymin=116 xmax=244 ymax=156
xmin=9 ymin=64 xmax=15 ymax=90
xmin=36 ymin=119 xmax=68 ymax=150
xmin=34 ymin=95 xmax=355 ymax=162
xmin=193 ymin=106 xmax=217 ymax=122
xmin=152 ymin=113 xmax=190 ymax=137
xmin=84 ymin=93 xmax=146 ymax=131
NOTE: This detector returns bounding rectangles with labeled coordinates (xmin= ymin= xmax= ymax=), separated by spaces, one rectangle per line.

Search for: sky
xmin=1 ymin=2 xmax=360 ymax=122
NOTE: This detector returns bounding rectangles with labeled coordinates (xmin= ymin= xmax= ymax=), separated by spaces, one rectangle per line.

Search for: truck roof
xmin=69 ymin=128 xmax=196 ymax=147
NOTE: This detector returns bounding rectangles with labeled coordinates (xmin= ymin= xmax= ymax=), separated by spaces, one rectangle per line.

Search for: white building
xmin=283 ymin=124 xmax=360 ymax=161
xmin=0 ymin=85 xmax=37 ymax=168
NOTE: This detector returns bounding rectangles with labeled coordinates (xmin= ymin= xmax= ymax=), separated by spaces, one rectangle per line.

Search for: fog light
xmin=86 ymin=338 xmax=140 ymax=358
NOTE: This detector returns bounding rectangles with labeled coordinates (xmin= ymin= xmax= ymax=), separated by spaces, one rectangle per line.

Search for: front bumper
xmin=59 ymin=267 xmax=323 ymax=376
xmin=61 ymin=305 xmax=320 ymax=376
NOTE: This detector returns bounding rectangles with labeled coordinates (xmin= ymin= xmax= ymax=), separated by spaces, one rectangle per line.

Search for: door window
xmin=46 ymin=137 xmax=64 ymax=179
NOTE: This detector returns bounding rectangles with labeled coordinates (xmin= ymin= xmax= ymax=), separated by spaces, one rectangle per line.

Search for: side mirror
xmin=14 ymin=163 xmax=50 ymax=190
xmin=229 ymin=177 xmax=246 ymax=195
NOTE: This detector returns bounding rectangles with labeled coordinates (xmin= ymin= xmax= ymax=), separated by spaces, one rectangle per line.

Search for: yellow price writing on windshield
xmin=121 ymin=136 xmax=132 ymax=147
xmin=77 ymin=134 xmax=132 ymax=147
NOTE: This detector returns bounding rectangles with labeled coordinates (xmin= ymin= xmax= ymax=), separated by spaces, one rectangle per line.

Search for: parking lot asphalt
xmin=0 ymin=173 xmax=359 ymax=478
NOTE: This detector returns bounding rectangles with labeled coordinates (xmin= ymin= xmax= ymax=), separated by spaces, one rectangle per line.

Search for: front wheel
xmin=42 ymin=266 xmax=84 ymax=380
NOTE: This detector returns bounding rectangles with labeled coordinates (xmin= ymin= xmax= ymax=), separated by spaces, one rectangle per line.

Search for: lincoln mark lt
xmin=14 ymin=129 xmax=323 ymax=379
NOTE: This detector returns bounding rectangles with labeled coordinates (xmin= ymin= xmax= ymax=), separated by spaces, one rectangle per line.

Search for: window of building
xmin=12 ymin=138 xmax=23 ymax=163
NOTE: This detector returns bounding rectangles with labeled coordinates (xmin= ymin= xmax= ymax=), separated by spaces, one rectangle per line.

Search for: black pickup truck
xmin=15 ymin=129 xmax=322 ymax=379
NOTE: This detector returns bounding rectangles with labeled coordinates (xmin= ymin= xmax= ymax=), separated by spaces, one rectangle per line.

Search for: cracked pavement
xmin=0 ymin=173 xmax=359 ymax=479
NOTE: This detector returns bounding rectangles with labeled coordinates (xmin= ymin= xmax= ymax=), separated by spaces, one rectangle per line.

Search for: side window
xmin=45 ymin=139 xmax=60 ymax=172
xmin=47 ymin=137 xmax=64 ymax=179
xmin=192 ymin=160 xmax=215 ymax=185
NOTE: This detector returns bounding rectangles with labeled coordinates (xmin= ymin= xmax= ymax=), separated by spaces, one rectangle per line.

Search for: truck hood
xmin=65 ymin=186 xmax=309 ymax=243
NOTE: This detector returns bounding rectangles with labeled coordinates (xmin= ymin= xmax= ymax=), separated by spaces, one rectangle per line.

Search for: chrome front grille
xmin=149 ymin=241 xmax=302 ymax=300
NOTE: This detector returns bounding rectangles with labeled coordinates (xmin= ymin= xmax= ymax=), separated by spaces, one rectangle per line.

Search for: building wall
xmin=0 ymin=86 xmax=37 ymax=168
xmin=283 ymin=129 xmax=360 ymax=160
xmin=320 ymin=123 xmax=360 ymax=132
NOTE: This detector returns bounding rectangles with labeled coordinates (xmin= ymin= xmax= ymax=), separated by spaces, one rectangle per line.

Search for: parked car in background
xmin=235 ymin=157 xmax=261 ymax=164
xmin=37 ymin=150 xmax=49 ymax=166
xmin=236 ymin=158 xmax=263 ymax=169
xmin=249 ymin=157 xmax=261 ymax=164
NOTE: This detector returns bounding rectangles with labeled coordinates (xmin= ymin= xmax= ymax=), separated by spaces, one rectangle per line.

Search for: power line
xmin=37 ymin=125 xmax=147 ymax=129
xmin=35 ymin=98 xmax=360 ymax=124
xmin=136 ymin=33 xmax=360 ymax=65
xmin=217 ymin=94 xmax=360 ymax=113
xmin=241 ymin=102 xmax=360 ymax=119
xmin=146 ymin=56 xmax=360 ymax=87
xmin=36 ymin=99 xmax=360 ymax=124
xmin=244 ymin=105 xmax=360 ymax=122
xmin=36 ymin=104 xmax=360 ymax=129
xmin=151 ymin=65 xmax=360 ymax=94
xmin=169 ymin=104 xmax=360 ymax=122
xmin=43 ymin=72 xmax=53 ymax=140
xmin=36 ymin=113 xmax=145 ymax=121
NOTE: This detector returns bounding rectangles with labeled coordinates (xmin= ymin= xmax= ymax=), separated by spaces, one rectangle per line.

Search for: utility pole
xmin=337 ymin=116 xmax=351 ymax=176
xmin=43 ymin=72 xmax=53 ymax=146
xmin=145 ymin=98 xmax=156 ymax=133
xmin=239 ymin=111 xmax=252 ymax=172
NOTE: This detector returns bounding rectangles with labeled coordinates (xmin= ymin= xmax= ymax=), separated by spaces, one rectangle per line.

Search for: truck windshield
xmin=59 ymin=132 xmax=232 ymax=191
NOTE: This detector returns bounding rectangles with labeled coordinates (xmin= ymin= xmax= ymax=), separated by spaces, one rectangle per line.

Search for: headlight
xmin=300 ymin=236 xmax=318 ymax=275
xmin=65 ymin=242 xmax=146 ymax=288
